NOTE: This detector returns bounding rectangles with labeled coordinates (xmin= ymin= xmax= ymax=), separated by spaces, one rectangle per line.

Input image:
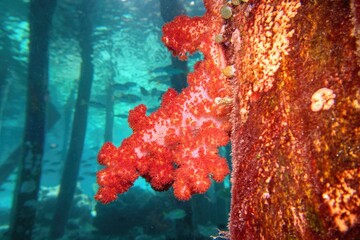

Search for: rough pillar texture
xmin=229 ymin=0 xmax=360 ymax=239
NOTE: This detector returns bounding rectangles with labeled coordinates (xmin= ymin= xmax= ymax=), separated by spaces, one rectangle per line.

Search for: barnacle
xmin=215 ymin=97 xmax=233 ymax=105
xmin=222 ymin=65 xmax=236 ymax=78
xmin=215 ymin=34 xmax=224 ymax=43
xmin=311 ymin=87 xmax=336 ymax=112
xmin=221 ymin=5 xmax=232 ymax=20
xmin=231 ymin=0 xmax=241 ymax=6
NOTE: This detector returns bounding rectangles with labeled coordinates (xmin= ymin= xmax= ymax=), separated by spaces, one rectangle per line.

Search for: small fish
xmin=95 ymin=26 xmax=109 ymax=32
xmin=151 ymin=88 xmax=164 ymax=97
xmin=82 ymin=163 xmax=93 ymax=167
xmin=114 ymin=93 xmax=141 ymax=103
xmin=113 ymin=114 xmax=128 ymax=119
xmin=148 ymin=75 xmax=171 ymax=84
xmin=88 ymin=101 xmax=107 ymax=109
xmin=44 ymin=169 xmax=57 ymax=174
xmin=89 ymin=145 xmax=99 ymax=150
xmin=80 ymin=99 xmax=106 ymax=109
xmin=122 ymin=13 xmax=134 ymax=21
xmin=163 ymin=208 xmax=186 ymax=221
xmin=50 ymin=161 xmax=61 ymax=166
xmin=197 ymin=224 xmax=218 ymax=237
xmin=49 ymin=143 xmax=58 ymax=149
xmin=150 ymin=65 xmax=186 ymax=75
xmin=83 ymin=171 xmax=97 ymax=176
xmin=112 ymin=82 xmax=137 ymax=91
xmin=140 ymin=86 xmax=150 ymax=96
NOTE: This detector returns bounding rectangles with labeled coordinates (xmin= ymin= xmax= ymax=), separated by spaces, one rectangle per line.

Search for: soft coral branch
xmin=95 ymin=0 xmax=232 ymax=203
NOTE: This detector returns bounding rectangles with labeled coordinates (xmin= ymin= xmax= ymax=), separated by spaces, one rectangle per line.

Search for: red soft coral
xmin=95 ymin=0 xmax=232 ymax=204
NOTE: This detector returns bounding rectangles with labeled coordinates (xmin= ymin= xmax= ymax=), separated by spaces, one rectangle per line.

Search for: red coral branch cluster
xmin=95 ymin=0 xmax=232 ymax=204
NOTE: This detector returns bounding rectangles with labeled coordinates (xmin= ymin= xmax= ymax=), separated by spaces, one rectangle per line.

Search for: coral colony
xmin=96 ymin=0 xmax=360 ymax=238
xmin=95 ymin=0 xmax=232 ymax=203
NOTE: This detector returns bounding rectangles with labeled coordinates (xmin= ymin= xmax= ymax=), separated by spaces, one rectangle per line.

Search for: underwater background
xmin=0 ymin=0 xmax=232 ymax=239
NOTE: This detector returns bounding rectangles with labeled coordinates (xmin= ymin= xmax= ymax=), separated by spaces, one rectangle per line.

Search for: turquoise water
xmin=0 ymin=0 xmax=230 ymax=239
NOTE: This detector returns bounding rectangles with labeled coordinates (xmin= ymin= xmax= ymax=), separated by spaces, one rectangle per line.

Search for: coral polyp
xmin=311 ymin=87 xmax=336 ymax=112
xmin=220 ymin=5 xmax=232 ymax=20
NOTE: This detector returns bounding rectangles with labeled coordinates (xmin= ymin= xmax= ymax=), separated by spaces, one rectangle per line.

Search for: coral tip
xmin=311 ymin=87 xmax=336 ymax=112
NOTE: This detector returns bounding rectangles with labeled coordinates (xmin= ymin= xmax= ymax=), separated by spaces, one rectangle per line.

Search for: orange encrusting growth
xmin=95 ymin=1 xmax=232 ymax=203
